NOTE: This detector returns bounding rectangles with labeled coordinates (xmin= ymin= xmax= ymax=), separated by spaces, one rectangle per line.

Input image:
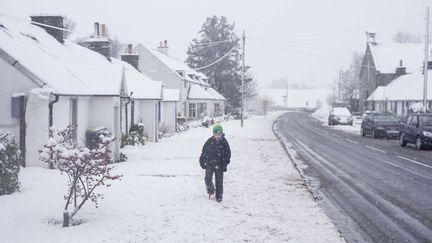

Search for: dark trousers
xmin=205 ymin=165 xmax=224 ymax=199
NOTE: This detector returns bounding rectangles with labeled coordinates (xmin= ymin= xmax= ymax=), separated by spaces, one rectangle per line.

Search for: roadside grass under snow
xmin=0 ymin=112 xmax=345 ymax=243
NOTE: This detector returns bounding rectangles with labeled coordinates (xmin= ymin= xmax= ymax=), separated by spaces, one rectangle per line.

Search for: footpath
xmin=0 ymin=112 xmax=345 ymax=242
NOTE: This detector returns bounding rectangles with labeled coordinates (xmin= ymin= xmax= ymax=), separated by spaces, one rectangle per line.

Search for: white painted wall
xmin=89 ymin=97 xmax=120 ymax=161
xmin=160 ymin=102 xmax=176 ymax=133
xmin=135 ymin=100 xmax=158 ymax=142
xmin=134 ymin=45 xmax=187 ymax=117
xmin=25 ymin=91 xmax=49 ymax=168
xmin=0 ymin=58 xmax=38 ymax=142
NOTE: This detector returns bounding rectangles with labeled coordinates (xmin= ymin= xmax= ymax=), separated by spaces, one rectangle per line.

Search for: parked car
xmin=399 ymin=113 xmax=432 ymax=150
xmin=361 ymin=113 xmax=401 ymax=139
xmin=328 ymin=107 xmax=353 ymax=126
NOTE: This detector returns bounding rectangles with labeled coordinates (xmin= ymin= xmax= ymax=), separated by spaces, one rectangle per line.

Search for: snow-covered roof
xmin=368 ymin=70 xmax=432 ymax=101
xmin=188 ymin=84 xmax=215 ymax=100
xmin=144 ymin=47 xmax=199 ymax=83
xmin=368 ymin=42 xmax=427 ymax=73
xmin=114 ymin=59 xmax=162 ymax=100
xmin=0 ymin=15 xmax=123 ymax=96
xmin=163 ymin=89 xmax=180 ymax=102
xmin=367 ymin=86 xmax=386 ymax=101
xmin=206 ymin=87 xmax=226 ymax=100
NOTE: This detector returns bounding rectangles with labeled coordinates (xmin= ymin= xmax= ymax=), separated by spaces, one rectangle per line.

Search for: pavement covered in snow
xmin=0 ymin=113 xmax=345 ymax=242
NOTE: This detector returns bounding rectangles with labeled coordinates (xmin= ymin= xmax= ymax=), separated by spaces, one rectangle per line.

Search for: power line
xmin=194 ymin=45 xmax=237 ymax=70
xmin=0 ymin=12 xmax=233 ymax=47
xmin=249 ymin=13 xmax=423 ymax=40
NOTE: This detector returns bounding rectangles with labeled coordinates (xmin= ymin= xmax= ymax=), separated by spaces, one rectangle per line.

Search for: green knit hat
xmin=213 ymin=123 xmax=223 ymax=134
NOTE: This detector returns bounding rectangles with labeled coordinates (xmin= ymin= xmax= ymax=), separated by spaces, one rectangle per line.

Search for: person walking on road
xmin=199 ymin=123 xmax=231 ymax=202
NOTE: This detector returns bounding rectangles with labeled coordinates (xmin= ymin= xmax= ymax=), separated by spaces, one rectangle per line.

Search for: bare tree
xmin=110 ymin=37 xmax=126 ymax=58
xmin=392 ymin=31 xmax=422 ymax=43
xmin=39 ymin=126 xmax=122 ymax=227
xmin=63 ymin=17 xmax=76 ymax=40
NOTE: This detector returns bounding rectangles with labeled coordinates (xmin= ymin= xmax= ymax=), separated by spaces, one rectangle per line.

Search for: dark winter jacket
xmin=199 ymin=134 xmax=231 ymax=171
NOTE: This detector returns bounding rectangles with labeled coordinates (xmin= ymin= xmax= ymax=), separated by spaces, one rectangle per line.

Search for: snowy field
xmin=0 ymin=112 xmax=344 ymax=242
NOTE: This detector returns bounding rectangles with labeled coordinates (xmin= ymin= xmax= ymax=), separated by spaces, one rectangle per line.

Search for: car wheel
xmin=361 ymin=127 xmax=366 ymax=137
xmin=371 ymin=129 xmax=376 ymax=139
xmin=416 ymin=137 xmax=423 ymax=150
xmin=400 ymin=133 xmax=407 ymax=147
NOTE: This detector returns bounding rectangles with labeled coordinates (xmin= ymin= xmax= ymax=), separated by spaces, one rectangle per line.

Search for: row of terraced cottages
xmin=0 ymin=15 xmax=226 ymax=167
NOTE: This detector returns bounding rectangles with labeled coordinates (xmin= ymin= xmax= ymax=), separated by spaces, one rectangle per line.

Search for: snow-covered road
xmin=0 ymin=112 xmax=344 ymax=242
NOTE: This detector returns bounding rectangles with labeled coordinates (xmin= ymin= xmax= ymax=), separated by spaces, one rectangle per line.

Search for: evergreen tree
xmin=186 ymin=15 xmax=256 ymax=112
xmin=0 ymin=132 xmax=20 ymax=195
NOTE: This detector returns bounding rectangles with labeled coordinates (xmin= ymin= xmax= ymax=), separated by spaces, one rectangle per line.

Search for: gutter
xmin=125 ymin=92 xmax=133 ymax=135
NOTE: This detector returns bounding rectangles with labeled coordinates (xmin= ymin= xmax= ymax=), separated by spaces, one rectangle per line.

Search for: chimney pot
xmin=94 ymin=22 xmax=100 ymax=36
xmin=128 ymin=44 xmax=133 ymax=54
xmin=399 ymin=59 xmax=403 ymax=67
xmin=101 ymin=24 xmax=106 ymax=37
xmin=164 ymin=40 xmax=168 ymax=47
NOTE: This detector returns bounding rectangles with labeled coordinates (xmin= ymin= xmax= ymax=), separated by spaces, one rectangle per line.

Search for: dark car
xmin=361 ymin=113 xmax=401 ymax=139
xmin=400 ymin=113 xmax=432 ymax=150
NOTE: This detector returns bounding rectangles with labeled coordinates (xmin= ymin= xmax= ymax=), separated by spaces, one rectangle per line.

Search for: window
xmin=197 ymin=103 xmax=207 ymax=117
xmin=189 ymin=103 xmax=196 ymax=118
xmin=214 ymin=103 xmax=221 ymax=116
xmin=11 ymin=97 xmax=21 ymax=118
xmin=409 ymin=116 xmax=418 ymax=126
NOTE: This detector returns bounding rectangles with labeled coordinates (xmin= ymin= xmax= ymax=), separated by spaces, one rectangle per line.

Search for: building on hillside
xmin=359 ymin=32 xmax=429 ymax=111
xmin=133 ymin=42 xmax=226 ymax=120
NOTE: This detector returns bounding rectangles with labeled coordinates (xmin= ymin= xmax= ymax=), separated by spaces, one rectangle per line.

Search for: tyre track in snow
xmin=276 ymin=112 xmax=432 ymax=243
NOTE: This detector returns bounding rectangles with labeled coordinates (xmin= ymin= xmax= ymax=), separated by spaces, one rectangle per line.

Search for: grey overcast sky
xmin=1 ymin=0 xmax=431 ymax=88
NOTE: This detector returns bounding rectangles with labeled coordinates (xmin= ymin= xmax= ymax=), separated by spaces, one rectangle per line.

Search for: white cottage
xmin=0 ymin=15 xmax=127 ymax=167
xmin=133 ymin=42 xmax=226 ymax=120
xmin=118 ymin=60 xmax=164 ymax=142
xmin=367 ymin=70 xmax=432 ymax=115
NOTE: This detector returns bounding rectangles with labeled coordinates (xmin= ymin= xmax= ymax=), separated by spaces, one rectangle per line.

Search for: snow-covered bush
xmin=0 ymin=131 xmax=20 ymax=195
xmin=39 ymin=126 xmax=122 ymax=227
xmin=122 ymin=122 xmax=147 ymax=147
xmin=85 ymin=126 xmax=111 ymax=150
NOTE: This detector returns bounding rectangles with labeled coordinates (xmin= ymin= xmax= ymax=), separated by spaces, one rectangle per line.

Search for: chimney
xmin=121 ymin=44 xmax=139 ymax=70
xmin=30 ymin=15 xmax=64 ymax=43
xmin=94 ymin=22 xmax=100 ymax=36
xmin=83 ymin=22 xmax=111 ymax=60
xmin=366 ymin=32 xmax=377 ymax=45
xmin=395 ymin=59 xmax=406 ymax=76
xmin=157 ymin=40 xmax=169 ymax=56
xmin=101 ymin=24 xmax=107 ymax=37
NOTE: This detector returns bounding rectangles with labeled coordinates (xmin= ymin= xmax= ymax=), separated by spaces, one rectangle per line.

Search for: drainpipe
xmin=125 ymin=92 xmax=133 ymax=135
xmin=48 ymin=93 xmax=59 ymax=169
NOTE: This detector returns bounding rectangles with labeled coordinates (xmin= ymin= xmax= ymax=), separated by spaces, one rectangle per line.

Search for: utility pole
xmin=424 ymin=7 xmax=430 ymax=110
xmin=241 ymin=30 xmax=245 ymax=127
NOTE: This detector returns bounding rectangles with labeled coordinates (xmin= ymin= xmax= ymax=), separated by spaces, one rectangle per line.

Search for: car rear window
xmin=373 ymin=115 xmax=398 ymax=123
xmin=333 ymin=107 xmax=351 ymax=116
xmin=420 ymin=116 xmax=432 ymax=126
